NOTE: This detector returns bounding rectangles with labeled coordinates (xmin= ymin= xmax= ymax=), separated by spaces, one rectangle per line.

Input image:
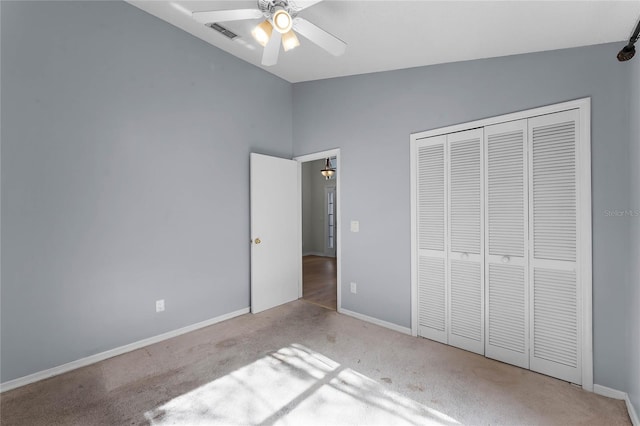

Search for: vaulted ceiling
xmin=128 ymin=1 xmax=640 ymax=83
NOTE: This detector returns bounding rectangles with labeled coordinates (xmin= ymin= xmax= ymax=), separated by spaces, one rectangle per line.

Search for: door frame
xmin=410 ymin=98 xmax=592 ymax=391
xmin=294 ymin=149 xmax=342 ymax=311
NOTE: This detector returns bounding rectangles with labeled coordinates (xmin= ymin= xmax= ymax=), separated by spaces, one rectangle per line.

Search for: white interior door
xmin=447 ymin=129 xmax=484 ymax=355
xmin=250 ymin=153 xmax=299 ymax=314
xmin=528 ymin=110 xmax=582 ymax=384
xmin=484 ymin=119 xmax=530 ymax=369
xmin=411 ymin=99 xmax=591 ymax=389
xmin=416 ymin=135 xmax=448 ymax=343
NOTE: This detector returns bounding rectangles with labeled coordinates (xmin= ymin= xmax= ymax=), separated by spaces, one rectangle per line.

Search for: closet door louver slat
xmin=484 ymin=120 xmax=529 ymax=369
xmin=529 ymin=110 xmax=581 ymax=384
xmin=416 ymin=135 xmax=448 ymax=343
xmin=450 ymin=260 xmax=482 ymax=342
xmin=447 ymin=129 xmax=484 ymax=355
xmin=418 ymin=144 xmax=446 ymax=252
xmin=418 ymin=257 xmax=446 ymax=332
xmin=487 ymin=264 xmax=526 ymax=353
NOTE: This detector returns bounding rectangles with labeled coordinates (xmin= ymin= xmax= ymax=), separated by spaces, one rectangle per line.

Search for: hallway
xmin=302 ymin=255 xmax=337 ymax=310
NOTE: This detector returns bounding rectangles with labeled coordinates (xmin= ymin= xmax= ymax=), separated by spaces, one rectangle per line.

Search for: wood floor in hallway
xmin=302 ymin=255 xmax=337 ymax=310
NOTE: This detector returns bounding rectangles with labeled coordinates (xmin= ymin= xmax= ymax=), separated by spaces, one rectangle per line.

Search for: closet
xmin=410 ymin=99 xmax=591 ymax=387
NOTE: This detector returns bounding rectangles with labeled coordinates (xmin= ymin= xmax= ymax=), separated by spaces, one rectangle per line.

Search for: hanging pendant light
xmin=320 ymin=158 xmax=336 ymax=180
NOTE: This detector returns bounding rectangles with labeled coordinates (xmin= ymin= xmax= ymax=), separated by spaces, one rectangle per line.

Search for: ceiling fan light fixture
xmin=193 ymin=1 xmax=348 ymax=67
xmin=272 ymin=9 xmax=293 ymax=33
xmin=251 ymin=20 xmax=273 ymax=47
xmin=282 ymin=30 xmax=300 ymax=52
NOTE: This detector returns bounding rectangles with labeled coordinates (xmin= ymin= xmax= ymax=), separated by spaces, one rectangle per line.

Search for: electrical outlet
xmin=350 ymin=282 xmax=357 ymax=294
xmin=156 ymin=299 xmax=165 ymax=312
xmin=350 ymin=220 xmax=359 ymax=232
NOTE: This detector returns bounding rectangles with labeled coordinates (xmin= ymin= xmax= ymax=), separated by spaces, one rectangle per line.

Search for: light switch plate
xmin=350 ymin=220 xmax=359 ymax=232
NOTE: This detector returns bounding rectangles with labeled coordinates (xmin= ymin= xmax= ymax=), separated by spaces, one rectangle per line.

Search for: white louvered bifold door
xmin=484 ymin=120 xmax=529 ymax=368
xmin=528 ymin=110 xmax=582 ymax=384
xmin=447 ymin=129 xmax=484 ymax=354
xmin=416 ymin=135 xmax=448 ymax=343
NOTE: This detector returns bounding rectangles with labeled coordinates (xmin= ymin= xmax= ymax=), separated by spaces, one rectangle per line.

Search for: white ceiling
xmin=128 ymin=1 xmax=640 ymax=83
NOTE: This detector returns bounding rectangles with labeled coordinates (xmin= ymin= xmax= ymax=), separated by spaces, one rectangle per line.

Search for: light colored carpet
xmin=146 ymin=344 xmax=455 ymax=425
xmin=0 ymin=300 xmax=631 ymax=425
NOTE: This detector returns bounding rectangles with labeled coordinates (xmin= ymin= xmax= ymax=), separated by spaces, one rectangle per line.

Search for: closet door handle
xmin=501 ymin=256 xmax=510 ymax=263
xmin=461 ymin=253 xmax=469 ymax=260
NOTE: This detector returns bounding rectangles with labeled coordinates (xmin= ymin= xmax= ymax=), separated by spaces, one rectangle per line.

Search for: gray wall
xmin=302 ymin=158 xmax=336 ymax=256
xmin=0 ymin=1 xmax=292 ymax=382
xmin=292 ymin=43 xmax=631 ymax=390
xmin=628 ymin=52 xmax=640 ymax=417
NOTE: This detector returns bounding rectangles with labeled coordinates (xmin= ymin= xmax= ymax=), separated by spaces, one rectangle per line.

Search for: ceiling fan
xmin=192 ymin=0 xmax=347 ymax=66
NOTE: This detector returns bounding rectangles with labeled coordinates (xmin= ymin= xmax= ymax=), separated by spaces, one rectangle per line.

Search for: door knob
xmin=254 ymin=238 xmax=261 ymax=244
xmin=502 ymin=256 xmax=510 ymax=263
xmin=461 ymin=253 xmax=469 ymax=260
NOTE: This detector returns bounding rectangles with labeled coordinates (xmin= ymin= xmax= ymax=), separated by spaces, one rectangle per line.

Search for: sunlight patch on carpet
xmin=144 ymin=344 xmax=459 ymax=425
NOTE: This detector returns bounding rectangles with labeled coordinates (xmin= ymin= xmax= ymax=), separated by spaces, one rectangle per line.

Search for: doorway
xmin=296 ymin=150 xmax=341 ymax=311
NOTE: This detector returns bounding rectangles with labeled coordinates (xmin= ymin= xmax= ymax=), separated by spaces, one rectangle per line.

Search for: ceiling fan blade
xmin=192 ymin=9 xmax=263 ymax=24
xmin=262 ymin=31 xmax=282 ymax=66
xmin=291 ymin=0 xmax=324 ymax=12
xmin=293 ymin=17 xmax=346 ymax=56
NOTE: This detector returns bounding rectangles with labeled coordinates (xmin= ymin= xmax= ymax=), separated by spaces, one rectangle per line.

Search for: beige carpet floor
xmin=0 ymin=300 xmax=631 ymax=425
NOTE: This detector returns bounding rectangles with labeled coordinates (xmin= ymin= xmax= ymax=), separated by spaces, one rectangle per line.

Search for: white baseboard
xmin=627 ymin=394 xmax=640 ymax=426
xmin=593 ymin=384 xmax=639 ymax=425
xmin=338 ymin=308 xmax=411 ymax=335
xmin=594 ymin=384 xmax=627 ymax=400
xmin=0 ymin=307 xmax=250 ymax=393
